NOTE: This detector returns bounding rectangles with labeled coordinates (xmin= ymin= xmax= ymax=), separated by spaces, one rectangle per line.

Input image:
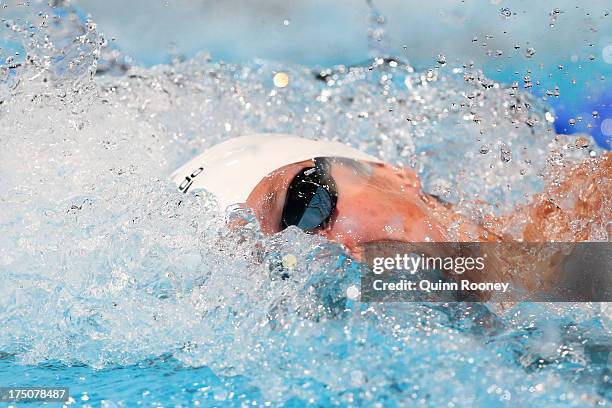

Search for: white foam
xmin=0 ymin=4 xmax=607 ymax=404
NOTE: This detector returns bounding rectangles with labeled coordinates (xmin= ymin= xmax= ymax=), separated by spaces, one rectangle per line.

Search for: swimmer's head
xmin=171 ymin=134 xmax=380 ymax=210
xmin=172 ymin=134 xmax=488 ymax=254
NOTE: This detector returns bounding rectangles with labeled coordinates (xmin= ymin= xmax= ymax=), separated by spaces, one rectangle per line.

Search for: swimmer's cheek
xmin=317 ymin=213 xmax=368 ymax=248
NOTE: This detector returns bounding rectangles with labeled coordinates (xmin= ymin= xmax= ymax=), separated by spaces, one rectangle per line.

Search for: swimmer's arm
xmin=496 ymin=152 xmax=611 ymax=242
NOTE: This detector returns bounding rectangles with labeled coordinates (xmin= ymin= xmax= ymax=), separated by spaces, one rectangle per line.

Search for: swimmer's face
xmin=245 ymin=157 xmax=454 ymax=256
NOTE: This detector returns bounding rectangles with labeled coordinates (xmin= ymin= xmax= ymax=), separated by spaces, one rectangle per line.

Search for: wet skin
xmin=243 ymin=153 xmax=611 ymax=299
xmin=245 ymin=157 xmax=499 ymax=259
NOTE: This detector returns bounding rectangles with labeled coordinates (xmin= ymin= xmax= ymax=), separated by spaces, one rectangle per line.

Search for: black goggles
xmin=281 ymin=157 xmax=338 ymax=232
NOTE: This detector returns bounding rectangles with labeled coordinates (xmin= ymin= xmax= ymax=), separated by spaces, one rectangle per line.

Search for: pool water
xmin=0 ymin=1 xmax=610 ymax=406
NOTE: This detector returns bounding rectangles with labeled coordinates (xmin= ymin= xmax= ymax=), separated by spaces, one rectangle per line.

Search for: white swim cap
xmin=171 ymin=133 xmax=381 ymax=210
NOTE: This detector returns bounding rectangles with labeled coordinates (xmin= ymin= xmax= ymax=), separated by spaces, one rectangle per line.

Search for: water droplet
xmin=500 ymin=7 xmax=512 ymax=18
xmin=500 ymin=143 xmax=512 ymax=162
xmin=273 ymin=72 xmax=289 ymax=88
xmin=568 ymin=118 xmax=576 ymax=126
xmin=575 ymin=137 xmax=589 ymax=148
xmin=525 ymin=116 xmax=538 ymax=127
xmin=479 ymin=144 xmax=490 ymax=154
xmin=525 ymin=48 xmax=536 ymax=58
xmin=436 ymin=54 xmax=447 ymax=66
xmin=548 ymin=8 xmax=562 ymax=27
xmin=346 ymin=285 xmax=360 ymax=300
xmin=592 ymin=111 xmax=599 ymax=117
xmin=281 ymin=253 xmax=297 ymax=270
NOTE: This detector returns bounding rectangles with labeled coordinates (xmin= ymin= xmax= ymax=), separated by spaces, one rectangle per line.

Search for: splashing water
xmin=0 ymin=3 xmax=610 ymax=406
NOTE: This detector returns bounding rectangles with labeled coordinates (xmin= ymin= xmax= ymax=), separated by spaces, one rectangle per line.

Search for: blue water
xmin=0 ymin=1 xmax=611 ymax=407
xmin=0 ymin=355 xmax=260 ymax=405
xmin=1 ymin=302 xmax=610 ymax=406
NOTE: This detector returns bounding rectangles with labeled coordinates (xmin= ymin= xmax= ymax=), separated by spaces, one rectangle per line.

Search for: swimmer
xmin=172 ymin=134 xmax=611 ymax=299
